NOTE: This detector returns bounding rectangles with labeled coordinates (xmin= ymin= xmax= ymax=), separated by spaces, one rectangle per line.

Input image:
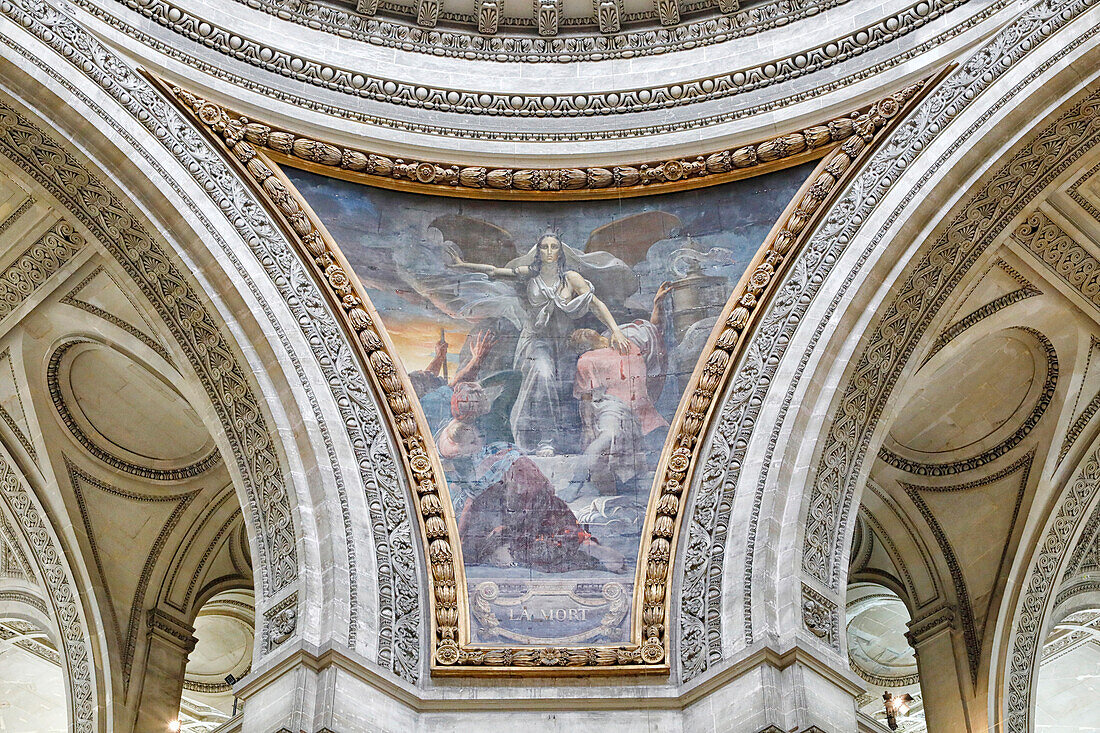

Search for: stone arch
xmin=0 ymin=446 xmax=101 ymax=731
xmin=0 ymin=0 xmax=424 ymax=716
xmin=674 ymin=0 xmax=1100 ymax=727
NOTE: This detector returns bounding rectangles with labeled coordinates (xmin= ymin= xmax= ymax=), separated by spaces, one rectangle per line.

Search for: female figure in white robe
xmin=448 ymin=233 xmax=632 ymax=455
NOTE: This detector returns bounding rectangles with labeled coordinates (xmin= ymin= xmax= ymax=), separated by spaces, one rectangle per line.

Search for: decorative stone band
xmin=159 ymin=94 xmax=906 ymax=200
xmin=162 ymin=72 xmax=935 ymax=673
xmin=235 ymin=0 xmax=846 ymax=63
xmin=85 ymin=0 xmax=980 ymax=128
xmin=0 ymin=218 xmax=85 ymax=323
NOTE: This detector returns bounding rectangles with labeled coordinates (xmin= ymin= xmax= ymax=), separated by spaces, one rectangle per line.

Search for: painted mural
xmin=289 ymin=165 xmax=812 ymax=645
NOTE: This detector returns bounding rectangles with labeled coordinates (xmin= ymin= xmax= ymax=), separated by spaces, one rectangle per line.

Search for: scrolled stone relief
xmin=677 ymin=0 xmax=1100 ymax=683
xmin=801 ymin=584 xmax=838 ymax=646
xmin=0 ymin=218 xmax=85 ymax=322
xmin=0 ymin=0 xmax=421 ymax=680
xmin=265 ymin=593 xmax=298 ymax=648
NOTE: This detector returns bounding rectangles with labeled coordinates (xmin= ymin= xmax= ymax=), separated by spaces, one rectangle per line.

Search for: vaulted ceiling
xmin=850 ymin=143 xmax=1100 ymax=727
xmin=0 ymin=153 xmax=253 ymax=730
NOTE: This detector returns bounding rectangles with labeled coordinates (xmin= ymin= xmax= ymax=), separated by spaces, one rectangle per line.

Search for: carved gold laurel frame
xmin=158 ymin=71 xmax=940 ymax=674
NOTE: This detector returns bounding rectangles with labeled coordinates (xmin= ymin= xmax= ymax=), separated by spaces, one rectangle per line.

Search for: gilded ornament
xmin=436 ymin=641 xmax=460 ymax=665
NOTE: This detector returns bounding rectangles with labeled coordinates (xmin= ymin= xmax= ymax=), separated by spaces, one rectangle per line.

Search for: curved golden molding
xmin=158 ymin=71 xmax=939 ymax=673
xmin=161 ymin=94 xmax=902 ymax=200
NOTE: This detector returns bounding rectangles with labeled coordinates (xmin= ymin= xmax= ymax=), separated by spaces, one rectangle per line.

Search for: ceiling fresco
xmin=289 ymin=164 xmax=812 ymax=646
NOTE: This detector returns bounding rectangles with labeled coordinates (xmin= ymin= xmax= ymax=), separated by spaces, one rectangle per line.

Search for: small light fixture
xmin=883 ymin=691 xmax=915 ymax=730
xmin=167 ymin=720 xmax=181 ymax=732
xmin=224 ymin=674 xmax=237 ymax=685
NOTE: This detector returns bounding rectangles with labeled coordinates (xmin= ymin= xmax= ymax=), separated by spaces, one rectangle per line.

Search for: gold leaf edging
xmin=195 ymin=101 xmax=900 ymax=200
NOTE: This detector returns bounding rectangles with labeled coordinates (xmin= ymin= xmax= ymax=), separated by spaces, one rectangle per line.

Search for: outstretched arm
xmin=449 ymin=331 xmax=497 ymax=387
xmin=425 ymin=338 xmax=447 ymax=376
xmin=445 ymin=245 xmax=527 ymax=278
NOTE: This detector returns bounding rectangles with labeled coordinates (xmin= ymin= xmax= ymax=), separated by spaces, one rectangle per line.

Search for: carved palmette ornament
xmin=417 ymin=0 xmax=440 ymax=26
xmin=478 ymin=0 xmax=501 ymax=34
xmin=536 ymin=0 xmax=560 ymax=36
xmin=168 ymin=76 xmax=928 ymax=672
xmin=355 ymin=0 xmax=378 ymax=14
xmin=656 ymin=0 xmax=680 ymax=26
xmin=716 ymin=0 xmax=739 ymax=12
xmin=596 ymin=0 xmax=621 ymax=33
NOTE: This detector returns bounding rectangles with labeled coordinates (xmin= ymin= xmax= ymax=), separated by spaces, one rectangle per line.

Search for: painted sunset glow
xmin=289 ymin=166 xmax=810 ymax=645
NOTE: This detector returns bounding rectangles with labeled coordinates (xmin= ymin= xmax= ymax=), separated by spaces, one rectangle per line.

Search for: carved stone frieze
xmin=223 ymin=0 xmax=956 ymax=65
xmin=167 ymin=73 xmax=928 ymax=673
xmin=1011 ymin=434 xmax=1100 ymax=731
xmin=1014 ymin=211 xmax=1100 ymax=311
xmin=0 ymin=218 xmax=84 ymax=323
xmin=72 ymin=0 xmax=999 ymax=142
xmin=676 ymin=0 xmax=1100 ymax=685
xmin=415 ymin=0 xmax=439 ymax=26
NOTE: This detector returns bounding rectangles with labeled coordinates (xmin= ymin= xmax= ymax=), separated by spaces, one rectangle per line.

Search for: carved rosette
xmin=164 ymin=75 xmax=930 ymax=673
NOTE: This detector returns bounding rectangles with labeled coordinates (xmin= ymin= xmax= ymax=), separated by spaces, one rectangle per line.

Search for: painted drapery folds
xmin=290 ymin=170 xmax=809 ymax=646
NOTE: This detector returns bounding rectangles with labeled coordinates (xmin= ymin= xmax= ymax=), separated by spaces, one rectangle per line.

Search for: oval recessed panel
xmin=188 ymin=613 xmax=253 ymax=680
xmin=66 ymin=346 xmax=210 ymax=463
xmin=890 ymin=334 xmax=1037 ymax=455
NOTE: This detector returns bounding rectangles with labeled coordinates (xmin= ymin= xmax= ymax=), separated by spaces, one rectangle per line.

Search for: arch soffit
xmin=0 ymin=442 xmax=101 ymax=731
xmin=0 ymin=0 xmax=423 ymax=684
xmin=674 ymin=0 xmax=1100 ymax=687
xmin=743 ymin=27 xmax=1100 ymax=733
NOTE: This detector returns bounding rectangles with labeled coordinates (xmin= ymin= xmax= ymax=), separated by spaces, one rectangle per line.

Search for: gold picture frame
xmin=157 ymin=70 xmax=941 ymax=674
